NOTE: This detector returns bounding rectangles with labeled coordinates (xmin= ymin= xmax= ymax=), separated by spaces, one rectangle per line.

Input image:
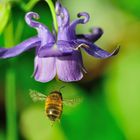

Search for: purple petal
xmin=0 ymin=36 xmax=40 ymax=59
xmin=62 ymin=12 xmax=89 ymax=40
xmin=25 ymin=12 xmax=40 ymax=28
xmin=57 ymin=40 xmax=77 ymax=50
xmin=56 ymin=10 xmax=90 ymax=42
xmin=77 ymin=27 xmax=103 ymax=42
xmin=56 ymin=51 xmax=83 ymax=82
xmin=77 ymin=40 xmax=120 ymax=58
xmin=25 ymin=12 xmax=55 ymax=45
xmin=70 ymin=12 xmax=90 ymax=31
xmin=56 ymin=1 xmax=70 ymax=28
xmin=85 ymin=44 xmax=120 ymax=58
xmin=33 ymin=56 xmax=56 ymax=82
xmin=38 ymin=46 xmax=72 ymax=57
xmin=38 ymin=41 xmax=74 ymax=57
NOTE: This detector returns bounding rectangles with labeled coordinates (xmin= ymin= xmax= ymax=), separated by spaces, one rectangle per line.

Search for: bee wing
xmin=63 ymin=97 xmax=83 ymax=107
xmin=29 ymin=89 xmax=47 ymax=102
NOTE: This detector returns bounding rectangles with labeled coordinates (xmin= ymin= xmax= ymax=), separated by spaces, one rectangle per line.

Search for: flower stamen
xmin=74 ymin=43 xmax=89 ymax=50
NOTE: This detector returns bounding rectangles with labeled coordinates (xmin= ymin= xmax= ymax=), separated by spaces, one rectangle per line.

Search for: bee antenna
xmin=59 ymin=86 xmax=65 ymax=92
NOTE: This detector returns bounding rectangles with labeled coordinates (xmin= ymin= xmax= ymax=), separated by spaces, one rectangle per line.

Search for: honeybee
xmin=29 ymin=89 xmax=82 ymax=122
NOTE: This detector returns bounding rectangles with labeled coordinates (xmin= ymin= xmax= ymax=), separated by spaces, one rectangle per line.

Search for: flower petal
xmin=25 ymin=12 xmax=55 ymax=45
xmin=56 ymin=51 xmax=83 ymax=82
xmin=70 ymin=12 xmax=90 ymax=32
xmin=57 ymin=40 xmax=77 ymax=50
xmin=0 ymin=36 xmax=40 ymax=59
xmin=33 ymin=56 xmax=56 ymax=82
xmin=85 ymin=44 xmax=120 ymax=58
xmin=77 ymin=40 xmax=120 ymax=58
xmin=77 ymin=27 xmax=103 ymax=42
xmin=56 ymin=1 xmax=70 ymax=28
xmin=38 ymin=41 xmax=74 ymax=57
xmin=57 ymin=10 xmax=90 ymax=41
xmin=61 ymin=12 xmax=89 ymax=40
xmin=25 ymin=12 xmax=40 ymax=28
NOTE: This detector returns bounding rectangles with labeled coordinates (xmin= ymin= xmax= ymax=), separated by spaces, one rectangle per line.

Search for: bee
xmin=29 ymin=88 xmax=82 ymax=122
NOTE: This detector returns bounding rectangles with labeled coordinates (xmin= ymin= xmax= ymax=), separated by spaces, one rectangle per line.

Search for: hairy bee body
xmin=45 ymin=91 xmax=63 ymax=121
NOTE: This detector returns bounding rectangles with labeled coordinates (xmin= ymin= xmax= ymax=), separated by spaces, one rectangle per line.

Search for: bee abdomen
xmin=45 ymin=92 xmax=63 ymax=122
xmin=46 ymin=103 xmax=62 ymax=121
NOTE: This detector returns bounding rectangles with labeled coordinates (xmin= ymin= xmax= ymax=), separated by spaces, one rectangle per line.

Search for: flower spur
xmin=0 ymin=1 xmax=119 ymax=82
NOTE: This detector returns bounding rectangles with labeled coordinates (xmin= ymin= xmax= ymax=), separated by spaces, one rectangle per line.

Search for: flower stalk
xmin=45 ymin=0 xmax=58 ymax=32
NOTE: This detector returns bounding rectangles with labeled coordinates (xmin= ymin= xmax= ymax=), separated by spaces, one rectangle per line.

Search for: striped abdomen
xmin=45 ymin=91 xmax=63 ymax=121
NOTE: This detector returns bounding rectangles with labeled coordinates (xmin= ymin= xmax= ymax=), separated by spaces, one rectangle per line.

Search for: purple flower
xmin=0 ymin=2 xmax=119 ymax=82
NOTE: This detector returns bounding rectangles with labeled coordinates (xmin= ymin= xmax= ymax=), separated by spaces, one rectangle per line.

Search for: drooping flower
xmin=0 ymin=1 xmax=119 ymax=82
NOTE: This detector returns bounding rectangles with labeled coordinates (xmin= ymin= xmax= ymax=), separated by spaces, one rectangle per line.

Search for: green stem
xmin=4 ymin=21 xmax=17 ymax=140
xmin=45 ymin=0 xmax=58 ymax=32
xmin=21 ymin=0 xmax=39 ymax=12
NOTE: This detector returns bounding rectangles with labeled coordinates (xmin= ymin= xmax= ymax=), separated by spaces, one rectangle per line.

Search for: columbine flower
xmin=0 ymin=1 xmax=119 ymax=82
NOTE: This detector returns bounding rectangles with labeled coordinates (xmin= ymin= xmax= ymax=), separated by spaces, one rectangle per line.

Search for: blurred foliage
xmin=0 ymin=130 xmax=5 ymax=140
xmin=104 ymin=44 xmax=140 ymax=140
xmin=112 ymin=0 xmax=140 ymax=18
xmin=0 ymin=0 xmax=140 ymax=140
xmin=0 ymin=2 xmax=11 ymax=34
xmin=20 ymin=0 xmax=39 ymax=12
xmin=20 ymin=106 xmax=67 ymax=140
